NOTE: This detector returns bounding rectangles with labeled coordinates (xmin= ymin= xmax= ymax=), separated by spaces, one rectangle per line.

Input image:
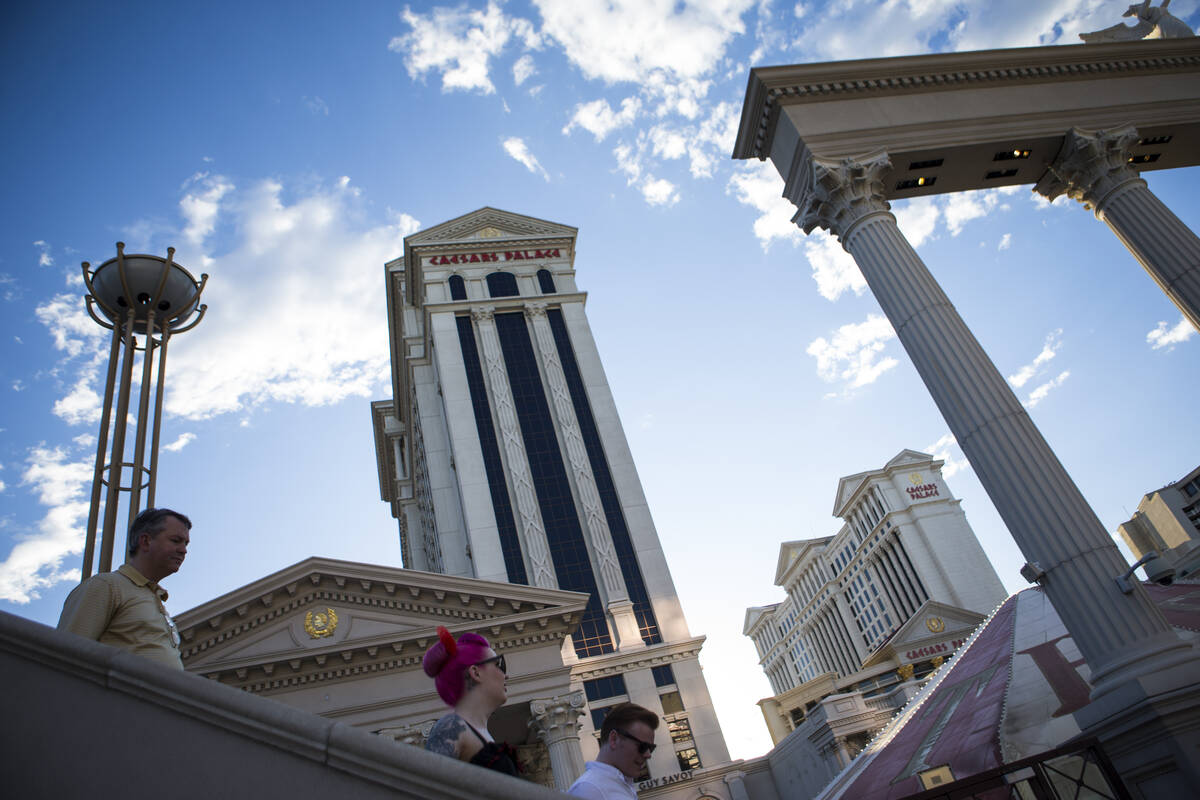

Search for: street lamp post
xmin=79 ymin=242 xmax=207 ymax=578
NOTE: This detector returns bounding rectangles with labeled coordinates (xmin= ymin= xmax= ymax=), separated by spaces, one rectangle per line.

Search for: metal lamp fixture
xmin=79 ymin=242 xmax=208 ymax=579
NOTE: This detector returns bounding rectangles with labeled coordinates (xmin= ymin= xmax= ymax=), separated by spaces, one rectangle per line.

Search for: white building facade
xmin=371 ymin=208 xmax=731 ymax=792
xmin=745 ymin=450 xmax=1006 ymax=750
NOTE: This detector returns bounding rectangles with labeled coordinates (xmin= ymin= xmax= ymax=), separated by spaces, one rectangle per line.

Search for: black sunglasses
xmin=616 ymin=728 xmax=656 ymax=755
xmin=474 ymin=653 xmax=507 ymax=674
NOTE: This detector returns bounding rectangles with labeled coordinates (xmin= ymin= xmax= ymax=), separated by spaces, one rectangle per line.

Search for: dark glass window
xmin=659 ymin=690 xmax=685 ymax=714
xmin=455 ymin=316 xmax=527 ymax=584
xmin=651 ymin=665 xmax=675 ymax=688
xmin=486 ymin=271 xmax=519 ymax=298
xmin=590 ymin=706 xmax=611 ymax=730
xmin=495 ymin=311 xmax=614 ymax=658
xmin=448 ymin=274 xmax=467 ymax=301
xmin=537 ymin=269 xmax=556 ymax=293
xmin=584 ymin=674 xmax=628 ymax=702
xmin=548 ymin=309 xmax=662 ymax=645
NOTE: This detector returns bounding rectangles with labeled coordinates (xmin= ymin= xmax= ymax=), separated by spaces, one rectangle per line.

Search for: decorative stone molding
xmin=529 ymin=691 xmax=586 ymax=790
xmin=473 ymin=312 xmax=557 ymax=589
xmin=1034 ymin=125 xmax=1144 ymax=211
xmin=572 ymin=638 xmax=706 ymax=681
xmin=525 ymin=302 xmax=628 ymax=603
xmin=792 ymin=151 xmax=893 ymax=242
xmin=736 ymin=42 xmax=1200 ymax=160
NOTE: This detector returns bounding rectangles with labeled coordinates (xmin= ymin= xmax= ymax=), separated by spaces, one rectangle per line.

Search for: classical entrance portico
xmin=734 ymin=37 xmax=1200 ymax=795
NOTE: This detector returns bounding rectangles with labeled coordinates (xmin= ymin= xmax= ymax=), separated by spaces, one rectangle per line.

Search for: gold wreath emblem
xmin=925 ymin=616 xmax=945 ymax=633
xmin=909 ymin=472 xmax=924 ymax=485
xmin=305 ymin=607 xmax=338 ymax=639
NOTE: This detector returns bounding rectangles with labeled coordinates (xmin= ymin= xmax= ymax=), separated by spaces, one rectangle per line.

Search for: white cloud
xmin=563 ymin=97 xmax=642 ymax=142
xmin=119 ymin=176 xmax=420 ymax=421
xmin=303 ymin=95 xmax=330 ymax=116
xmin=180 ymin=173 xmax=234 ymax=247
xmin=943 ymin=189 xmax=1004 ymax=236
xmin=807 ymin=313 xmax=899 ymax=390
xmin=33 ymin=240 xmax=54 ymax=267
xmin=512 ymin=54 xmax=536 ymax=85
xmin=390 ymin=1 xmax=540 ymax=94
xmin=1008 ymin=329 xmax=1062 ymax=388
xmin=999 ymin=233 xmax=1012 ymax=250
xmin=534 ymin=0 xmax=755 ymax=84
xmin=1026 ymin=370 xmax=1070 ymax=408
xmin=640 ymin=177 xmax=679 ymax=207
xmin=923 ymin=432 xmax=970 ymax=478
xmin=726 ymin=161 xmax=803 ymax=250
xmin=790 ymin=0 xmax=1114 ymax=63
xmin=163 ymin=433 xmax=196 ymax=452
xmin=501 ymin=136 xmax=551 ymax=181
xmin=1146 ymin=317 xmax=1196 ymax=351
xmin=53 ymin=372 xmax=103 ymax=425
xmin=805 ymin=234 xmax=866 ymax=301
xmin=0 ymin=446 xmax=92 ymax=603
xmin=34 ymin=293 xmax=106 ymax=359
xmin=893 ymin=196 xmax=940 ymax=248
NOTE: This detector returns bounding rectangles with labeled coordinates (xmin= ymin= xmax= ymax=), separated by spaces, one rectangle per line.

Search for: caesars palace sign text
xmin=427 ymin=248 xmax=563 ymax=266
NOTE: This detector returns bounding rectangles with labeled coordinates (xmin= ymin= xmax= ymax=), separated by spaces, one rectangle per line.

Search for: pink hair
xmin=422 ymin=626 xmax=493 ymax=706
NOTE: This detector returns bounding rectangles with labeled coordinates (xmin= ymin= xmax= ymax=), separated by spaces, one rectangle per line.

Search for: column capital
xmin=1034 ymin=125 xmax=1145 ymax=212
xmin=792 ymin=150 xmax=893 ymax=241
xmin=529 ymin=690 xmax=586 ymax=743
xmin=470 ymin=305 xmax=495 ymax=322
xmin=376 ymin=718 xmax=437 ymax=748
xmin=524 ymin=301 xmax=548 ymax=318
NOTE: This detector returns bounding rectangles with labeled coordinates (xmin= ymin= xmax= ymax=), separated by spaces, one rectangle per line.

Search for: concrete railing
xmin=0 ymin=610 xmax=570 ymax=799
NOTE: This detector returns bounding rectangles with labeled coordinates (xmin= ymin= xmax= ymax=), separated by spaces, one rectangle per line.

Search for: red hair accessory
xmin=437 ymin=625 xmax=457 ymax=658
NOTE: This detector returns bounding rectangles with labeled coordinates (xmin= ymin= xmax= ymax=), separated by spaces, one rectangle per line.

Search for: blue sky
xmin=2 ymin=0 xmax=1197 ymax=760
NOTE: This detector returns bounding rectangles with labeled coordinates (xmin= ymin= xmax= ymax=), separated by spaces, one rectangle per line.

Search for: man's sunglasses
xmin=616 ymin=728 xmax=656 ymax=755
xmin=474 ymin=653 xmax=507 ymax=674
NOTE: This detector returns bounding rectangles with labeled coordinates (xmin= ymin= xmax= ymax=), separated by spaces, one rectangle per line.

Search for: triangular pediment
xmin=174 ymin=556 xmax=589 ymax=693
xmin=743 ymin=604 xmax=780 ymax=636
xmin=862 ymin=599 xmax=988 ymax=667
xmin=885 ymin=449 xmax=936 ymax=470
xmin=774 ymin=537 xmax=831 ymax=586
xmin=833 ymin=449 xmax=938 ymax=516
xmin=404 ymin=207 xmax=577 ymax=248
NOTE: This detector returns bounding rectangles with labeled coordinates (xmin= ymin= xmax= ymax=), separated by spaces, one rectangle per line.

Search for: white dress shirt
xmin=567 ymin=761 xmax=638 ymax=800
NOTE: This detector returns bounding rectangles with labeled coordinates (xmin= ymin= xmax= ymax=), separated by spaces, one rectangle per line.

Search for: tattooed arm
xmin=425 ymin=713 xmax=468 ymax=760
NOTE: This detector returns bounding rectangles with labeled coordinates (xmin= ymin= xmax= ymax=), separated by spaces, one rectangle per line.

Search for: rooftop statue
xmin=1080 ymin=0 xmax=1196 ymax=42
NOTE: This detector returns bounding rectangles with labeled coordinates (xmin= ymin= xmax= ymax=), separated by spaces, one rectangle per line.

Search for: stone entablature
xmin=175 ymin=557 xmax=588 ymax=693
xmin=569 ymin=636 xmax=706 ymax=681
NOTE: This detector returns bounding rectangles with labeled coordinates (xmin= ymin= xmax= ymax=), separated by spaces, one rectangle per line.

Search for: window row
xmin=448 ymin=269 xmax=556 ymax=301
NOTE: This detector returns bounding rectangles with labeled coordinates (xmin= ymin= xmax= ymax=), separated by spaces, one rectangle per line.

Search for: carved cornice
xmin=735 ymin=38 xmax=1200 ymax=160
xmin=571 ymin=637 xmax=707 ymax=681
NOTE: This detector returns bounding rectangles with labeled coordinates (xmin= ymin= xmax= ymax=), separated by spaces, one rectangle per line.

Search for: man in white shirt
xmin=569 ymin=703 xmax=660 ymax=800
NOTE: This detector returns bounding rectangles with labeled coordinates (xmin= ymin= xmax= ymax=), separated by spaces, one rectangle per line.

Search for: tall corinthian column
xmin=791 ymin=150 xmax=1198 ymax=700
xmin=529 ymin=691 xmax=586 ymax=791
xmin=1035 ymin=125 xmax=1200 ymax=331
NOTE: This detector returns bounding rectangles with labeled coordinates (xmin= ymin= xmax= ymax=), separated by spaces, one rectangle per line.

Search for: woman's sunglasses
xmin=474 ymin=653 xmax=507 ymax=674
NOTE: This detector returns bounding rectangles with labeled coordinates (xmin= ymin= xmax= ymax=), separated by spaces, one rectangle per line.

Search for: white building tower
xmin=371 ymin=208 xmax=729 ymax=785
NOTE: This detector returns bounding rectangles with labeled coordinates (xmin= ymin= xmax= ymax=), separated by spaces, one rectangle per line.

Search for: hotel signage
xmin=904 ymin=637 xmax=965 ymax=662
xmin=427 ymin=248 xmax=563 ymax=266
xmin=639 ymin=770 xmax=693 ymax=790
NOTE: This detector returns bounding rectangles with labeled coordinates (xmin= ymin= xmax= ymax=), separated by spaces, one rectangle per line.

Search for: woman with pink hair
xmin=422 ymin=626 xmax=518 ymax=775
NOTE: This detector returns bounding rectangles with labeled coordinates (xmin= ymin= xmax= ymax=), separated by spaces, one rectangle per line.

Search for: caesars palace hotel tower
xmin=370 ymin=207 xmax=730 ymax=776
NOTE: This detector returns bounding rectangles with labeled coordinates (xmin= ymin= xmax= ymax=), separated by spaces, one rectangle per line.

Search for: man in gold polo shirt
xmin=58 ymin=508 xmax=192 ymax=669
